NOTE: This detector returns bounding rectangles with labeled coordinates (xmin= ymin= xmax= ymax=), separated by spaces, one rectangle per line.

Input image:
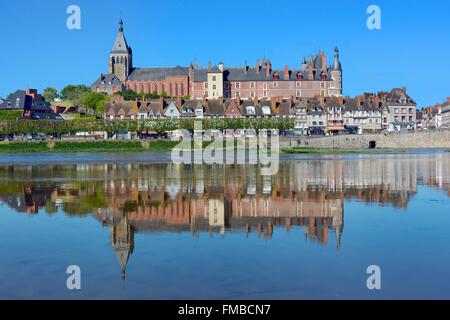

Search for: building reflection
xmin=1 ymin=154 xmax=450 ymax=279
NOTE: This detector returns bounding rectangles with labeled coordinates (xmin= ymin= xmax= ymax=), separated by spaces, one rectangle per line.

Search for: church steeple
xmin=108 ymin=18 xmax=133 ymax=82
xmin=118 ymin=18 xmax=124 ymax=32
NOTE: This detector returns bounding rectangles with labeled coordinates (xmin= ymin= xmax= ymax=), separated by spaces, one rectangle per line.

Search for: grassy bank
xmin=0 ymin=141 xmax=179 ymax=153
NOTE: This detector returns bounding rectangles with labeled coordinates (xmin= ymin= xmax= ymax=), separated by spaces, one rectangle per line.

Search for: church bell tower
xmin=108 ymin=19 xmax=133 ymax=82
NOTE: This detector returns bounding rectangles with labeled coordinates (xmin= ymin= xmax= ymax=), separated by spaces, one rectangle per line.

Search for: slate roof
xmin=386 ymin=88 xmax=416 ymax=106
xmin=127 ymin=66 xmax=189 ymax=81
xmin=193 ymin=65 xmax=330 ymax=82
xmin=0 ymin=90 xmax=52 ymax=112
xmin=91 ymin=73 xmax=122 ymax=87
xmin=111 ymin=19 xmax=132 ymax=54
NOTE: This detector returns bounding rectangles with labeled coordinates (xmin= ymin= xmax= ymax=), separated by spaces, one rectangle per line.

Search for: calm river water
xmin=0 ymin=152 xmax=449 ymax=299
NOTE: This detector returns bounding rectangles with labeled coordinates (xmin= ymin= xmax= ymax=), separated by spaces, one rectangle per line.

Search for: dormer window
xmin=262 ymin=106 xmax=271 ymax=115
xmin=296 ymin=72 xmax=303 ymax=80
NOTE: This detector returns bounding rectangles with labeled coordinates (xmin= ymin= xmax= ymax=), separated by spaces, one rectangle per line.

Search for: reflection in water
xmin=1 ymin=154 xmax=450 ymax=280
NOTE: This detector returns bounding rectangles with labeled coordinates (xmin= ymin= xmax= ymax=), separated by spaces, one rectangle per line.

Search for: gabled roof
xmin=105 ymin=101 xmax=138 ymax=116
xmin=92 ymin=73 xmax=122 ymax=87
xmin=224 ymin=99 xmax=242 ymax=116
xmin=276 ymin=101 xmax=292 ymax=116
xmin=386 ymin=88 xmax=416 ymax=106
xmin=138 ymin=100 xmax=163 ymax=114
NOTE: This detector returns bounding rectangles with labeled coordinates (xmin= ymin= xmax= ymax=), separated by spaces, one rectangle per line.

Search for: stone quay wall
xmin=280 ymin=130 xmax=450 ymax=149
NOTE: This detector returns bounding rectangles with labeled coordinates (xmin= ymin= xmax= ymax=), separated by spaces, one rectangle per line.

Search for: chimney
xmin=100 ymin=73 xmax=104 ymax=81
xmin=256 ymin=59 xmax=260 ymax=73
xmin=308 ymin=67 xmax=314 ymax=80
xmin=177 ymin=96 xmax=182 ymax=109
xmin=244 ymin=61 xmax=248 ymax=74
xmin=207 ymin=61 xmax=212 ymax=72
xmin=402 ymin=87 xmax=407 ymax=94
xmin=284 ymin=66 xmax=289 ymax=80
xmin=265 ymin=60 xmax=271 ymax=77
xmin=355 ymin=96 xmax=362 ymax=107
xmin=338 ymin=96 xmax=344 ymax=105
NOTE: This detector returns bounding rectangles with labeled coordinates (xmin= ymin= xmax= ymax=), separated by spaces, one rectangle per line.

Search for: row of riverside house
xmin=105 ymin=87 xmax=417 ymax=135
xmin=421 ymin=97 xmax=450 ymax=130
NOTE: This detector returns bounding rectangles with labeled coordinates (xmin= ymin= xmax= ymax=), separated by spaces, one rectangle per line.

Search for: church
xmin=92 ymin=19 xmax=343 ymax=100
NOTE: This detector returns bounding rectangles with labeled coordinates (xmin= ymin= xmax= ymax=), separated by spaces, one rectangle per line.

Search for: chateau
xmin=92 ymin=19 xmax=343 ymax=100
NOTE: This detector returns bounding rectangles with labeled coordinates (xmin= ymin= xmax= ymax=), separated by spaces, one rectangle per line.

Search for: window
xmin=212 ymin=76 xmax=217 ymax=81
xmin=273 ymin=82 xmax=278 ymax=87
xmin=250 ymin=91 xmax=255 ymax=98
xmin=296 ymin=90 xmax=301 ymax=97
xmin=213 ymin=85 xmax=217 ymax=90
xmin=235 ymin=82 xmax=240 ymax=89
xmin=262 ymin=106 xmax=271 ymax=115
xmin=250 ymin=82 xmax=255 ymax=89
xmin=246 ymin=106 xmax=256 ymax=115
xmin=204 ymin=82 xmax=208 ymax=89
xmin=235 ymin=91 xmax=240 ymax=98
xmin=320 ymin=82 xmax=325 ymax=89
xmin=395 ymin=108 xmax=399 ymax=114
xmin=296 ymin=82 xmax=301 ymax=87
xmin=402 ymin=108 xmax=407 ymax=114
xmin=264 ymin=90 xmax=268 ymax=98
xmin=205 ymin=91 xmax=208 ymax=97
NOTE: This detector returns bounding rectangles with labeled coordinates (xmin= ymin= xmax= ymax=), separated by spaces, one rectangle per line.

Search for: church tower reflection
xmin=110 ymin=216 xmax=135 ymax=280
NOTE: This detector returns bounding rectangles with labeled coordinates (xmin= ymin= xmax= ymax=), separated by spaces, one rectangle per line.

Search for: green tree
xmin=82 ymin=92 xmax=108 ymax=115
xmin=43 ymin=87 xmax=58 ymax=102
xmin=60 ymin=85 xmax=91 ymax=105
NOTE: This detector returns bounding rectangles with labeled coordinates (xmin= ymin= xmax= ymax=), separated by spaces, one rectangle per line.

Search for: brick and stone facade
xmin=92 ymin=20 xmax=343 ymax=101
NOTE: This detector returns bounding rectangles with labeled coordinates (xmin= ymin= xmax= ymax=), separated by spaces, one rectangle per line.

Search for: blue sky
xmin=0 ymin=0 xmax=449 ymax=107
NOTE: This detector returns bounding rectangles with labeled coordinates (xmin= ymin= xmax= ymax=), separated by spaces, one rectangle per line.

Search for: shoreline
xmin=0 ymin=140 xmax=449 ymax=154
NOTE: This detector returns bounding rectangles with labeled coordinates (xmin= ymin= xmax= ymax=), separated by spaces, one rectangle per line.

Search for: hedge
xmin=0 ymin=118 xmax=295 ymax=136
